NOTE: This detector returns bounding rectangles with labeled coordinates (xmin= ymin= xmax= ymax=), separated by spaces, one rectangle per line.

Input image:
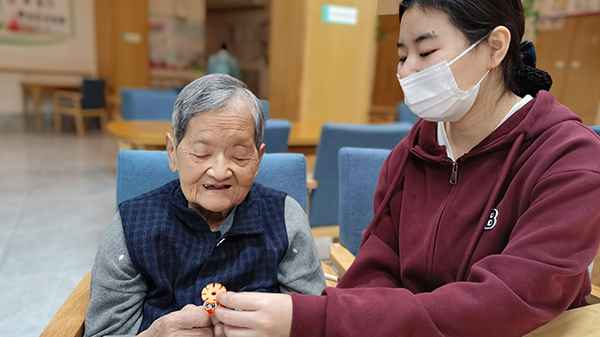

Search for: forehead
xmin=399 ymin=7 xmax=460 ymax=44
xmin=186 ymin=107 xmax=255 ymax=140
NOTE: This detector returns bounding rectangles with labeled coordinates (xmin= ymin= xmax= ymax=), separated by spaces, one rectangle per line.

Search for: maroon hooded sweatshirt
xmin=291 ymin=91 xmax=600 ymax=337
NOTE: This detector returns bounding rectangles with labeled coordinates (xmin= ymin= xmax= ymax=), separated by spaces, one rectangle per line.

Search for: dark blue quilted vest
xmin=119 ymin=179 xmax=288 ymax=332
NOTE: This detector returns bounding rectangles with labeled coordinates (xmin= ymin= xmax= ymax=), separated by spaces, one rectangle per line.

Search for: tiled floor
xmin=0 ymin=126 xmax=331 ymax=337
xmin=0 ymin=129 xmax=119 ymax=337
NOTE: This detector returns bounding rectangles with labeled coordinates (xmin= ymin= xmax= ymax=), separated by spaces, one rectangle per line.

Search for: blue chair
xmin=338 ymin=147 xmax=391 ymax=255
xmin=120 ymin=88 xmax=178 ymax=120
xmin=120 ymin=92 xmax=266 ymax=121
xmin=590 ymin=125 xmax=600 ymax=137
xmin=260 ymin=99 xmax=270 ymax=119
xmin=396 ymin=101 xmax=419 ymax=125
xmin=116 ymin=150 xmax=307 ymax=210
xmin=255 ymin=152 xmax=307 ymax=210
xmin=263 ymin=119 xmax=291 ymax=153
xmin=308 ymin=123 xmax=412 ymax=229
xmin=53 ymin=78 xmax=108 ymax=137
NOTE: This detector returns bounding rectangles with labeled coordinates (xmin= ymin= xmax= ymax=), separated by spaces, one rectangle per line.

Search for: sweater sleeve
xmin=290 ymin=159 xmax=600 ymax=336
xmin=84 ymin=212 xmax=147 ymax=337
xmin=277 ymin=196 xmax=326 ymax=295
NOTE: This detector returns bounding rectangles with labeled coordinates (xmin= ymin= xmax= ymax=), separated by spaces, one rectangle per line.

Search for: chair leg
xmin=23 ymin=88 xmax=30 ymax=132
xmin=99 ymin=111 xmax=108 ymax=133
xmin=75 ymin=115 xmax=85 ymax=137
xmin=54 ymin=111 xmax=62 ymax=134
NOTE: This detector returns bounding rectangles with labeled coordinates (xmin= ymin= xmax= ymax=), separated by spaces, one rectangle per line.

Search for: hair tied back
xmin=514 ymin=40 xmax=552 ymax=97
xmin=520 ymin=40 xmax=536 ymax=68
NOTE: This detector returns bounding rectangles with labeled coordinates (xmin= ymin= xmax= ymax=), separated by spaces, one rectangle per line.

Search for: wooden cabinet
xmin=95 ymin=0 xmax=149 ymax=118
xmin=369 ymin=14 xmax=404 ymax=124
xmin=371 ymin=15 xmax=403 ymax=109
xmin=269 ymin=0 xmax=378 ymax=124
xmin=536 ymin=16 xmax=600 ymax=125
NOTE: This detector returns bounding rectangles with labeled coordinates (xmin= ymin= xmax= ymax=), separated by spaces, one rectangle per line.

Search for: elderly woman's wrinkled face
xmin=167 ymin=102 xmax=264 ymax=223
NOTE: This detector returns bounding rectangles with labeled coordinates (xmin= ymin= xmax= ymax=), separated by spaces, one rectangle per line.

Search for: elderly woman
xmin=84 ymin=74 xmax=325 ymax=337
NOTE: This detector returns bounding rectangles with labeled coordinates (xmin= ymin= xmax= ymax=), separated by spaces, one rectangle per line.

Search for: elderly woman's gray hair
xmin=172 ymin=74 xmax=267 ymax=149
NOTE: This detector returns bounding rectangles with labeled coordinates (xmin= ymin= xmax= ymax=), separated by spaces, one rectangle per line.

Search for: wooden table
xmin=22 ymin=81 xmax=80 ymax=133
xmin=287 ymin=121 xmax=322 ymax=169
xmin=106 ymin=120 xmax=322 ymax=171
xmin=523 ymin=303 xmax=600 ymax=336
xmin=106 ymin=120 xmax=172 ymax=149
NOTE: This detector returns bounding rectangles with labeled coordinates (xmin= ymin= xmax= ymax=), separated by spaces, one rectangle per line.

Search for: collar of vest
xmin=168 ymin=182 xmax=266 ymax=236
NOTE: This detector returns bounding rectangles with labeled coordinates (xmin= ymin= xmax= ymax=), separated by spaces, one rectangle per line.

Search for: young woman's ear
xmin=487 ymin=26 xmax=511 ymax=69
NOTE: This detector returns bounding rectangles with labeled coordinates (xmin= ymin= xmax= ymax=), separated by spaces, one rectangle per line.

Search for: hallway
xmin=0 ymin=130 xmax=118 ymax=337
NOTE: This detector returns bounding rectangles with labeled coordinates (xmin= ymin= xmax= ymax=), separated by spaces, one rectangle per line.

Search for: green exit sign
xmin=321 ymin=4 xmax=358 ymax=26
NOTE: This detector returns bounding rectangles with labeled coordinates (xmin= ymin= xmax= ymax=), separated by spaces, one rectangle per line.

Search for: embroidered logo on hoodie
xmin=485 ymin=209 xmax=499 ymax=230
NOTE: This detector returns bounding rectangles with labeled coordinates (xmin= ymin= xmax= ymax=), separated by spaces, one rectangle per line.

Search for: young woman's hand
xmin=212 ymin=292 xmax=292 ymax=337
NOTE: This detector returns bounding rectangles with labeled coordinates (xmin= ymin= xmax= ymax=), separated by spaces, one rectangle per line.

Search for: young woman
xmin=212 ymin=1 xmax=600 ymax=336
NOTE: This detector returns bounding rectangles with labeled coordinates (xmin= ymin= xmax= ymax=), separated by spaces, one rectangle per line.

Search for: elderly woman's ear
xmin=166 ymin=133 xmax=179 ymax=173
xmin=254 ymin=143 xmax=266 ymax=178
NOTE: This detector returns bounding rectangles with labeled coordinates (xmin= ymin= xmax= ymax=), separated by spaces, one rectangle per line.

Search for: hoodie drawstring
xmin=362 ymin=152 xmax=411 ymax=242
xmin=455 ymin=133 xmax=525 ymax=281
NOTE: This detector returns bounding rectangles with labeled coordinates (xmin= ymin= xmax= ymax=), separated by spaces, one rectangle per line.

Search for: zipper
xmin=450 ymin=161 xmax=459 ymax=185
xmin=428 ymin=170 xmax=459 ymax=287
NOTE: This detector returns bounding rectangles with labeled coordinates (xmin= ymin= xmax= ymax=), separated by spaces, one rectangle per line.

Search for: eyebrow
xmin=397 ymin=31 xmax=438 ymax=49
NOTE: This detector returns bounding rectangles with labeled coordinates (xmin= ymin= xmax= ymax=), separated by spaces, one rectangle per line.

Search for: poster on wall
xmin=149 ymin=0 xmax=205 ymax=71
xmin=0 ymin=0 xmax=73 ymax=45
xmin=538 ymin=0 xmax=600 ymax=17
xmin=535 ymin=0 xmax=600 ymax=31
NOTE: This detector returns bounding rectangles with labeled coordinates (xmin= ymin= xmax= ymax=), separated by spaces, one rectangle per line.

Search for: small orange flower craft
xmin=201 ymin=283 xmax=227 ymax=314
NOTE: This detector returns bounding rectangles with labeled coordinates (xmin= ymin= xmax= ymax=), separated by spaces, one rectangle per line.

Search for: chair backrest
xmin=80 ymin=78 xmax=106 ymax=109
xmin=260 ymin=99 xmax=270 ymax=119
xmin=116 ymin=150 xmax=307 ymax=210
xmin=263 ymin=119 xmax=291 ymax=153
xmin=396 ymin=101 xmax=419 ymax=125
xmin=121 ymin=88 xmax=178 ymax=120
xmin=590 ymin=125 xmax=600 ymax=137
xmin=309 ymin=123 xmax=411 ymax=227
xmin=255 ymin=152 xmax=307 ymax=210
xmin=338 ymin=147 xmax=391 ymax=255
xmin=120 ymin=92 xmax=266 ymax=120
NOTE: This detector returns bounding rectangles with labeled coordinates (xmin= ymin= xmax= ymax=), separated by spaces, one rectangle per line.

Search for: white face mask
xmin=397 ymin=36 xmax=490 ymax=122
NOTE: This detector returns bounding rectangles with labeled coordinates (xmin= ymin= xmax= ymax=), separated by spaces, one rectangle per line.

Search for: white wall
xmin=0 ymin=73 xmax=25 ymax=115
xmin=0 ymin=0 xmax=97 ymax=116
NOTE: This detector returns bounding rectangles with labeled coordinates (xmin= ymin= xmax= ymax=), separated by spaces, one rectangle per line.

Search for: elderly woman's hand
xmin=212 ymin=292 xmax=292 ymax=337
xmin=138 ymin=304 xmax=214 ymax=337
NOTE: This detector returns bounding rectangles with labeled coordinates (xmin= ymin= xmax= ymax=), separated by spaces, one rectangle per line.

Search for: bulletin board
xmin=538 ymin=0 xmax=600 ymax=18
xmin=536 ymin=0 xmax=600 ymax=31
xmin=0 ymin=0 xmax=74 ymax=45
xmin=0 ymin=0 xmax=95 ymax=75
xmin=148 ymin=0 xmax=206 ymax=71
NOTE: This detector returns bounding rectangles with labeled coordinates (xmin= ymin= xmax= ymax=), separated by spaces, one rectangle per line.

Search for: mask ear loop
xmin=448 ymin=31 xmax=493 ymax=89
xmin=449 ymin=31 xmax=493 ymax=66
